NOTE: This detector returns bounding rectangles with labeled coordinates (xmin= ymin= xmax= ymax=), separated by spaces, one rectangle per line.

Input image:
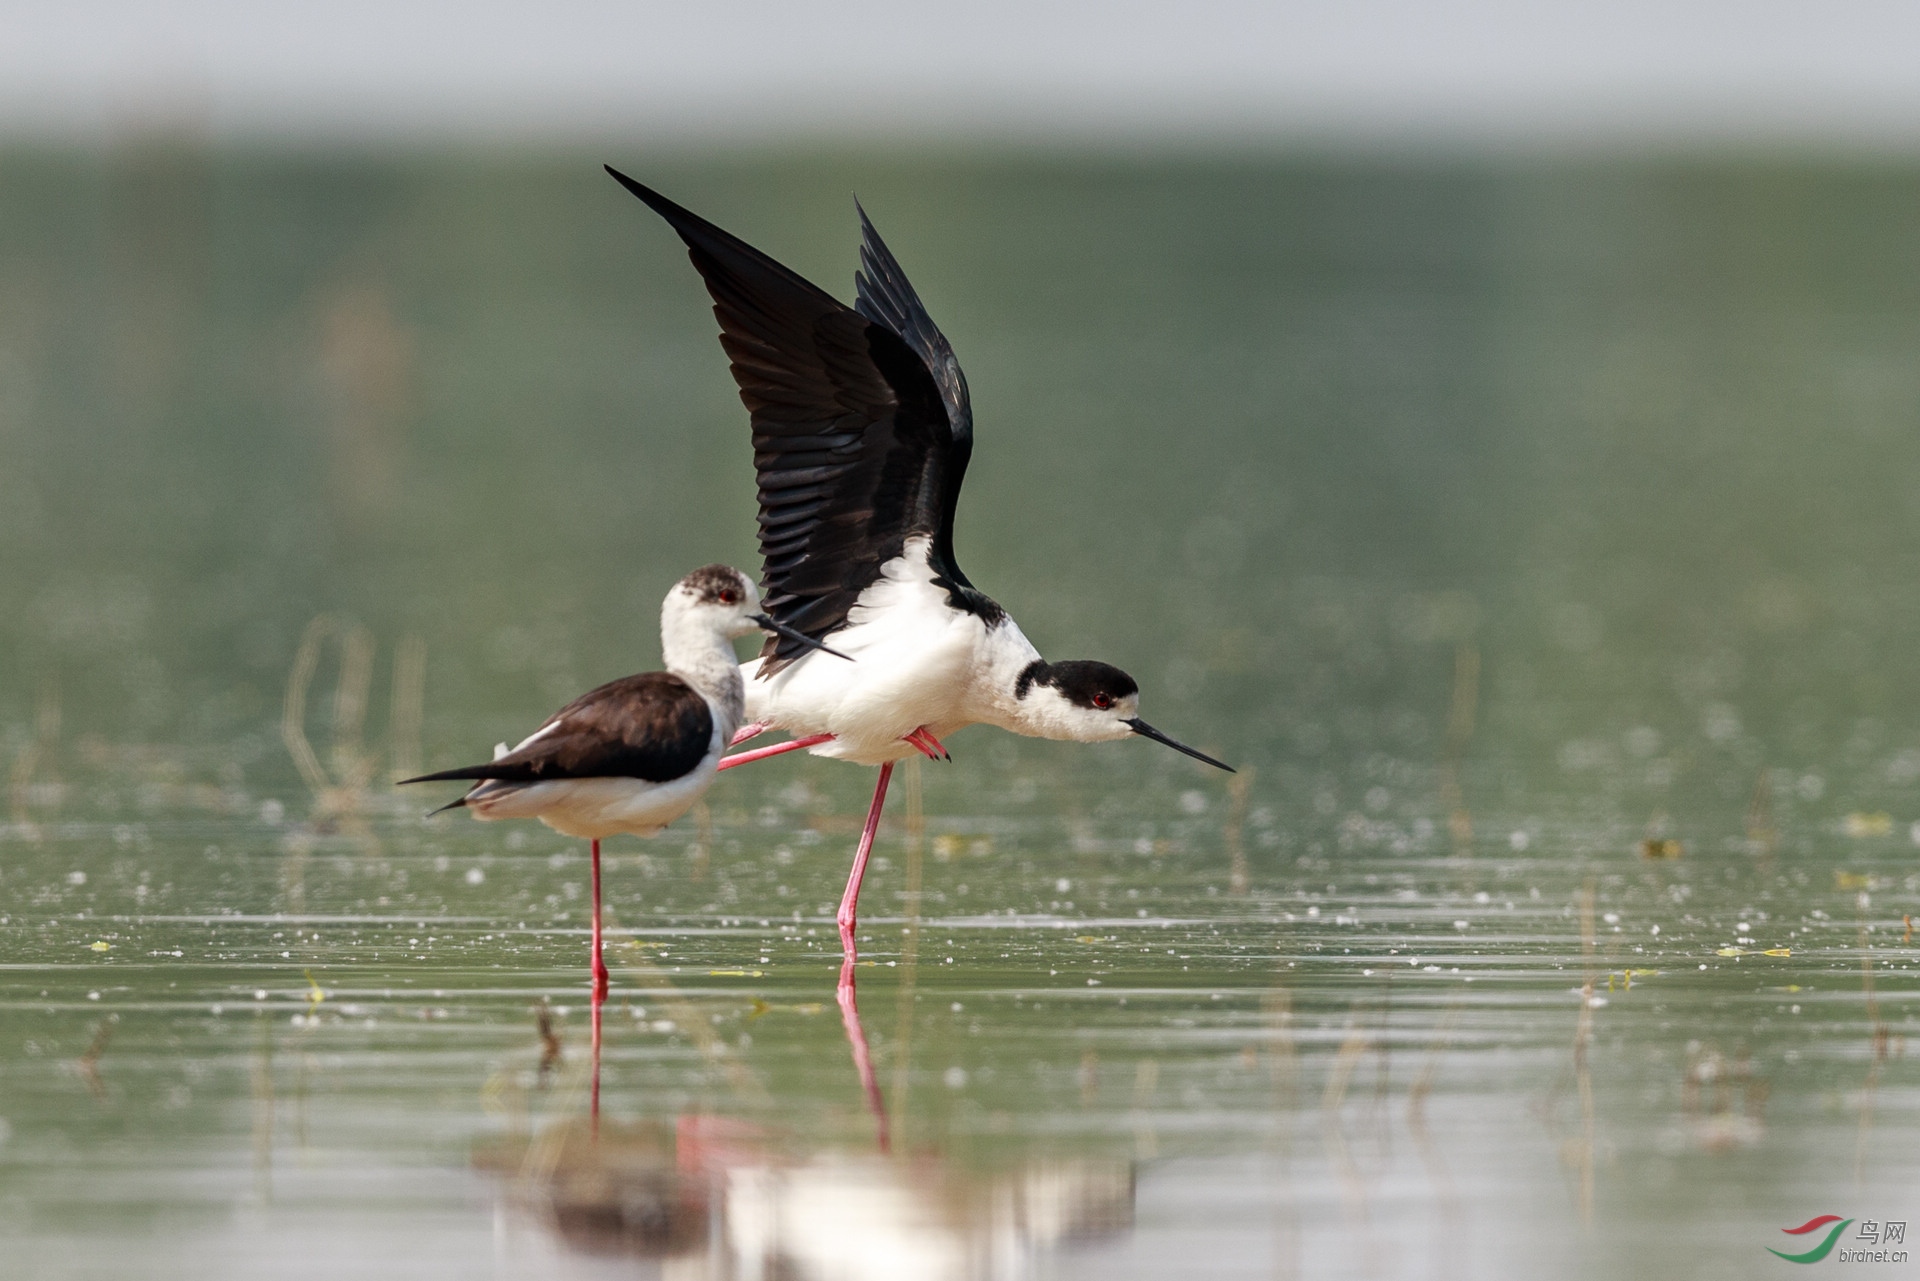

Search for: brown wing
xmin=401 ymin=672 xmax=713 ymax=785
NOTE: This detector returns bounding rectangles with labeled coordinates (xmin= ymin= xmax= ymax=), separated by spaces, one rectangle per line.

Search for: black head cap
xmin=680 ymin=564 xmax=748 ymax=606
xmin=1016 ymin=659 xmax=1138 ymax=709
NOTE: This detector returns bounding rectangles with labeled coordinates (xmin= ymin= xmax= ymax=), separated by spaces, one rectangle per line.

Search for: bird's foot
xmin=903 ymin=726 xmax=950 ymax=761
xmin=730 ymin=722 xmax=769 ymax=746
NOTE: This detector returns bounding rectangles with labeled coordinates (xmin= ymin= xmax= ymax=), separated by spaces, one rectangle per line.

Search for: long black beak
xmin=751 ymin=614 xmax=854 ymax=662
xmin=1125 ymin=718 xmax=1234 ymax=772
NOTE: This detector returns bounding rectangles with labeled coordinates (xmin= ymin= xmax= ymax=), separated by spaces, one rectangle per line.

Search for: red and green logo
xmin=1770 ymin=1216 xmax=1853 ymax=1263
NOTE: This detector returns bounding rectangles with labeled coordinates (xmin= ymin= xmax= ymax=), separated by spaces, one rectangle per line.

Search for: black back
xmin=401 ymin=672 xmax=713 ymax=787
xmin=605 ymin=167 xmax=999 ymax=674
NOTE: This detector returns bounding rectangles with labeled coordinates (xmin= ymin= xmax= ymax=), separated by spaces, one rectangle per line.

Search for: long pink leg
xmin=837 ymin=763 xmax=894 ymax=961
xmin=730 ymin=722 xmax=769 ymax=746
xmin=590 ymin=838 xmax=609 ymax=1002
xmin=837 ymin=952 xmax=891 ymax=1153
xmin=590 ymin=973 xmax=603 ymax=1134
xmin=717 ymin=732 xmax=835 ymax=771
xmin=590 ymin=836 xmax=609 ymax=1132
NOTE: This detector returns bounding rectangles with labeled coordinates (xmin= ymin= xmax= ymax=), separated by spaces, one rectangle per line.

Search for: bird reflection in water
xmin=477 ymin=976 xmax=1134 ymax=1276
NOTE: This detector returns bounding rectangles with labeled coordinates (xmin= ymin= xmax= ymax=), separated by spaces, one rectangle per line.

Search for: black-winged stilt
xmin=400 ymin=564 xmax=841 ymax=1010
xmin=604 ymin=170 xmax=1232 ymax=972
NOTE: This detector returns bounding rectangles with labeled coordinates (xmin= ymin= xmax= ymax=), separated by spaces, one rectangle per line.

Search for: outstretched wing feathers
xmin=606 ymin=165 xmax=991 ymax=672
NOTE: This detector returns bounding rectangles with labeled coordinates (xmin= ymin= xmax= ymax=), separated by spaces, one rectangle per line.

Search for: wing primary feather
xmin=853 ymin=199 xmax=973 ymax=450
xmin=605 ymin=167 xmax=842 ymax=313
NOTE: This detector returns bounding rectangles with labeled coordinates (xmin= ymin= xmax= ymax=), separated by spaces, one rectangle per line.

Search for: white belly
xmin=465 ymin=705 xmax=730 ymax=841
xmin=744 ymin=542 xmax=1002 ymax=766
xmin=466 ymin=763 xmax=719 ymax=840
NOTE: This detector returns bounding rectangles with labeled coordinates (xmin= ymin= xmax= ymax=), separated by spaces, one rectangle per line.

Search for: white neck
xmin=661 ymin=606 xmax=746 ymax=736
xmin=969 ymin=619 xmax=1046 ymax=733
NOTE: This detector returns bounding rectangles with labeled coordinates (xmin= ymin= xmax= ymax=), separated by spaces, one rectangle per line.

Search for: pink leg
xmin=730 ymin=722 xmax=769 ymax=746
xmin=837 ymin=953 xmax=891 ymax=1154
xmin=837 ymin=762 xmax=894 ymax=960
xmin=590 ymin=974 xmax=603 ymax=1135
xmin=717 ymin=732 xmax=835 ymax=771
xmin=590 ymin=838 xmax=609 ymax=1001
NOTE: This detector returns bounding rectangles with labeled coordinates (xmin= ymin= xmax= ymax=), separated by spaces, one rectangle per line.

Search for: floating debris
xmin=535 ymin=1001 xmax=561 ymax=1079
xmin=1716 ymin=946 xmax=1791 ymax=958
xmin=73 ymin=1014 xmax=117 ymax=1102
xmin=1640 ymin=838 xmax=1684 ymax=860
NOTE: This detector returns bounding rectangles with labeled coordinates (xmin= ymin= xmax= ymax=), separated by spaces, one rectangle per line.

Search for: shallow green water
xmin=2 ymin=149 xmax=1918 ymax=1278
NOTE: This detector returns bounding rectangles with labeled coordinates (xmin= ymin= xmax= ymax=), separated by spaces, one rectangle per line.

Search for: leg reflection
xmin=837 ymin=954 xmax=891 ymax=1154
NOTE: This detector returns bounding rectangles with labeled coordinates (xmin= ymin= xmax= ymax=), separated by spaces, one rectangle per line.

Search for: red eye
xmin=1093 ymin=693 xmax=1112 ymax=710
xmin=718 ymin=588 xmax=740 ymax=604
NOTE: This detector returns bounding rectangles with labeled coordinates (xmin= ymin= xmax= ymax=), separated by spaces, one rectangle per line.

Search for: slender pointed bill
xmin=751 ymin=614 xmax=853 ymax=662
xmin=1125 ymin=719 xmax=1234 ymax=772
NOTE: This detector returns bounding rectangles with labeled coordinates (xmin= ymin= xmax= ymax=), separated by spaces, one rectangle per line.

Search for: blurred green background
xmin=8 ymin=147 xmax=1920 ymax=847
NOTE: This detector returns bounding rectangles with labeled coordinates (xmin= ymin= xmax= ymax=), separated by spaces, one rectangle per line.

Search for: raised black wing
xmin=853 ymin=202 xmax=973 ymax=459
xmin=853 ymin=202 xmax=980 ymax=599
xmin=401 ymin=672 xmax=713 ymax=787
xmin=605 ymin=167 xmax=995 ymax=674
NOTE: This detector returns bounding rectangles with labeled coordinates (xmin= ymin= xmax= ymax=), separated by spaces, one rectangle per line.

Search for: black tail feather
xmin=426 ymin=794 xmax=468 ymax=817
xmin=399 ymin=764 xmax=525 ymax=785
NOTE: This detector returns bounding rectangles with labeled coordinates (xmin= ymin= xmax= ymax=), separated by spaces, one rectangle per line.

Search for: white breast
xmin=744 ymin=538 xmax=998 ymax=765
